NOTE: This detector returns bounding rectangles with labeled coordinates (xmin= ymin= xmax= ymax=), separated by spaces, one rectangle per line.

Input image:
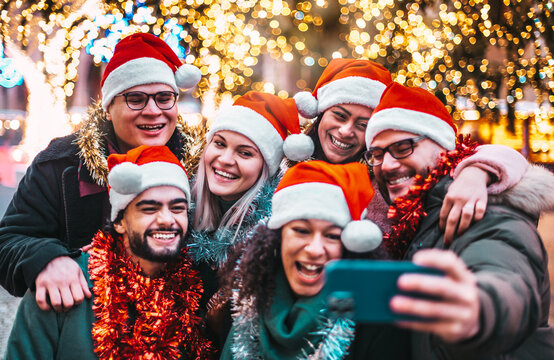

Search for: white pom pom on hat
xmin=283 ymin=133 xmax=314 ymax=162
xmin=293 ymin=91 xmax=319 ymax=119
xmin=175 ymin=64 xmax=202 ymax=89
xmin=341 ymin=220 xmax=382 ymax=253
xmin=107 ymin=162 xmax=143 ymax=195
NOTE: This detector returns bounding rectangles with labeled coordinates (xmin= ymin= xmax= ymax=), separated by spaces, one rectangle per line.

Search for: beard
xmin=127 ymin=227 xmax=185 ymax=263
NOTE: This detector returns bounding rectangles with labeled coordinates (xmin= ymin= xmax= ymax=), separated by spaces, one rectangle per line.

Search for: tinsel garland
xmin=384 ymin=135 xmax=478 ymax=259
xmin=89 ymin=230 xmax=213 ymax=360
xmin=229 ymin=286 xmax=354 ymax=360
xmin=187 ymin=175 xmax=280 ymax=266
xmin=75 ymin=101 xmax=206 ymax=187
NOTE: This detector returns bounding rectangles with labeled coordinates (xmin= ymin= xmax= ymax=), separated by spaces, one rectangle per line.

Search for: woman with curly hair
xmin=220 ymin=160 xmax=410 ymax=360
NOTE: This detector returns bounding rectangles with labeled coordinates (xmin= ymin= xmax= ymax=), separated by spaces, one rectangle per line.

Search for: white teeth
xmin=330 ymin=135 xmax=354 ymax=150
xmin=138 ymin=124 xmax=164 ymax=130
xmin=303 ymin=264 xmax=321 ymax=271
xmin=214 ymin=169 xmax=237 ymax=179
xmin=151 ymin=233 xmax=177 ymax=240
xmin=388 ymin=176 xmax=411 ymax=185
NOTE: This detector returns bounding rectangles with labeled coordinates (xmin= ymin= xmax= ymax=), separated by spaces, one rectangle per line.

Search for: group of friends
xmin=1 ymin=32 xmax=554 ymax=359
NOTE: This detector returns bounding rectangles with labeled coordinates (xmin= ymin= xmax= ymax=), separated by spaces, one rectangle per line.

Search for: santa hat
xmin=267 ymin=160 xmax=382 ymax=253
xmin=107 ymin=145 xmax=190 ymax=221
xmin=294 ymin=58 xmax=392 ymax=119
xmin=207 ymin=91 xmax=314 ymax=175
xmin=365 ymin=83 xmax=457 ymax=150
xmin=101 ymin=32 xmax=201 ymax=110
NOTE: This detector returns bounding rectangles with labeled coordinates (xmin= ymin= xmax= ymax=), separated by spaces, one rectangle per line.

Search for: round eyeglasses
xmin=114 ymin=91 xmax=178 ymax=110
xmin=363 ymin=136 xmax=426 ymax=166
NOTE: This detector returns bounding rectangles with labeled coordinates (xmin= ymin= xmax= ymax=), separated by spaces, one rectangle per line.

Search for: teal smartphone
xmin=322 ymin=259 xmax=444 ymax=323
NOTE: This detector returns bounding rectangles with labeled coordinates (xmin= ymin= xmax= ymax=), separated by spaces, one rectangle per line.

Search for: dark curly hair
xmin=221 ymin=222 xmax=391 ymax=314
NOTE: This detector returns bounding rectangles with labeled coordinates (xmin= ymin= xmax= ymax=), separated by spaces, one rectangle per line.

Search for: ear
xmin=106 ymin=110 xmax=112 ymax=121
xmin=113 ymin=221 xmax=126 ymax=235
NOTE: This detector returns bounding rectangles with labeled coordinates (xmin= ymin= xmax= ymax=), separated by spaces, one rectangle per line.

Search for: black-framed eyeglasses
xmin=114 ymin=91 xmax=178 ymax=110
xmin=364 ymin=136 xmax=426 ymax=166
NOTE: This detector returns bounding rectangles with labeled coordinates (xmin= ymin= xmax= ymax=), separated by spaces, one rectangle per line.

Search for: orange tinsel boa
xmin=384 ymin=135 xmax=478 ymax=259
xmin=89 ymin=230 xmax=213 ymax=359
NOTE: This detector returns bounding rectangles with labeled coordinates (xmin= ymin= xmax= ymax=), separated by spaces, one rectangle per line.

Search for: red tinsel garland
xmin=89 ymin=231 xmax=213 ymax=360
xmin=384 ymin=135 xmax=478 ymax=259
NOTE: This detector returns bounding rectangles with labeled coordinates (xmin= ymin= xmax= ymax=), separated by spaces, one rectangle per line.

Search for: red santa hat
xmin=107 ymin=145 xmax=190 ymax=221
xmin=294 ymin=58 xmax=392 ymax=119
xmin=207 ymin=91 xmax=314 ymax=175
xmin=365 ymin=83 xmax=457 ymax=150
xmin=101 ymin=32 xmax=201 ymax=110
xmin=267 ymin=160 xmax=382 ymax=253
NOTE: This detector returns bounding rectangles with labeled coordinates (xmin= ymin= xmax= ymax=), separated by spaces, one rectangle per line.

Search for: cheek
xmin=240 ymin=158 xmax=263 ymax=184
xmin=327 ymin=243 xmax=343 ymax=260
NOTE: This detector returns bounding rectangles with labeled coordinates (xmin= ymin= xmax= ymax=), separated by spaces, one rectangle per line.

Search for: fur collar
xmin=490 ymin=164 xmax=554 ymax=218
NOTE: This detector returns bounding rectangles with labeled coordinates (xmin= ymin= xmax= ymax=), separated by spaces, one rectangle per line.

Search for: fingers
xmin=412 ymin=249 xmax=474 ymax=284
xmin=34 ymin=256 xmax=89 ymax=312
xmin=35 ymin=286 xmax=51 ymax=312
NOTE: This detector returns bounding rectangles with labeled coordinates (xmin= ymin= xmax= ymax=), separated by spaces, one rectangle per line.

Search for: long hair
xmin=192 ymin=150 xmax=270 ymax=232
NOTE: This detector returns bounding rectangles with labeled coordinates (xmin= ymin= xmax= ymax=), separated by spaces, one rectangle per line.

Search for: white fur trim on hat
xmin=267 ymin=182 xmax=351 ymax=229
xmin=283 ymin=133 xmax=314 ymax=162
xmin=365 ymin=107 xmax=456 ymax=150
xmin=108 ymin=161 xmax=191 ymax=221
xmin=102 ymin=57 xmax=179 ymax=110
xmin=317 ymin=76 xmax=386 ymax=114
xmin=208 ymin=105 xmax=284 ymax=175
xmin=294 ymin=91 xmax=319 ymax=119
xmin=341 ymin=220 xmax=382 ymax=253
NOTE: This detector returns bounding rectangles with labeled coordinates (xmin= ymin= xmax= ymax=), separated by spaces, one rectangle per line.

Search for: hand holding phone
xmin=323 ymin=259 xmax=444 ymax=323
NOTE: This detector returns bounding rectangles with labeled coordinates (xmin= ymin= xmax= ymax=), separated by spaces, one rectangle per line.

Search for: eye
xmin=325 ymin=232 xmax=342 ymax=241
xmin=140 ymin=207 xmax=158 ymax=214
xmin=155 ymin=92 xmax=175 ymax=104
xmin=213 ymin=140 xmax=225 ymax=148
xmin=356 ymin=121 xmax=368 ymax=130
xmin=126 ymin=93 xmax=146 ymax=104
xmin=171 ymin=205 xmax=187 ymax=213
xmin=239 ymin=150 xmax=253 ymax=158
xmin=332 ymin=111 xmax=347 ymax=121
xmin=292 ymin=226 xmax=310 ymax=235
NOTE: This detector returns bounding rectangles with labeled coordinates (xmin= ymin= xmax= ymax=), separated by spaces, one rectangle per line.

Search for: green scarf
xmin=257 ymin=270 xmax=325 ymax=360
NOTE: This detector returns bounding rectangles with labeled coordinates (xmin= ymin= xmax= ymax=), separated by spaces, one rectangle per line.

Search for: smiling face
xmin=371 ymin=130 xmax=444 ymax=202
xmin=106 ymin=83 xmax=178 ymax=154
xmin=114 ymin=186 xmax=188 ymax=273
xmin=281 ymin=219 xmax=343 ymax=297
xmin=317 ymin=104 xmax=372 ymax=164
xmin=203 ymin=130 xmax=265 ymax=201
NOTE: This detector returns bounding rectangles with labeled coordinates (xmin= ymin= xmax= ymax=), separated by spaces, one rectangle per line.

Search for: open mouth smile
xmin=137 ymin=124 xmax=165 ymax=131
xmin=213 ymin=168 xmax=238 ymax=180
xmin=330 ymin=135 xmax=354 ymax=150
xmin=296 ymin=261 xmax=324 ymax=280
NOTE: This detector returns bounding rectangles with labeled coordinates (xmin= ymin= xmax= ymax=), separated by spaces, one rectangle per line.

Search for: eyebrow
xmin=334 ymin=105 xmax=370 ymax=121
xmin=135 ymin=198 xmax=188 ymax=207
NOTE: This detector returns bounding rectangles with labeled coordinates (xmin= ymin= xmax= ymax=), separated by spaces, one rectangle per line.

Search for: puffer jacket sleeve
xmin=0 ymin=152 xmax=72 ymax=296
xmin=446 ymin=206 xmax=549 ymax=355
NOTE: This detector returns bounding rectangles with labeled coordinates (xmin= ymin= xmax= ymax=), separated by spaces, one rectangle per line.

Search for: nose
xmin=142 ymin=96 xmax=162 ymax=115
xmin=304 ymin=233 xmax=326 ymax=259
xmin=218 ymin=148 xmax=235 ymax=165
xmin=380 ymin=151 xmax=401 ymax=172
xmin=156 ymin=208 xmax=175 ymax=227
xmin=337 ymin=121 xmax=355 ymax=138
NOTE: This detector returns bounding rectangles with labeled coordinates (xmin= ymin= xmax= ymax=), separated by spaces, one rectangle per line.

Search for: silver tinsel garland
xmin=229 ymin=286 xmax=355 ymax=360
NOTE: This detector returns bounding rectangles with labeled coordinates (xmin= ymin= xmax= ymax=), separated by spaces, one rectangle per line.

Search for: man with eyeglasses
xmin=363 ymin=82 xmax=554 ymax=359
xmin=0 ymin=33 xmax=202 ymax=313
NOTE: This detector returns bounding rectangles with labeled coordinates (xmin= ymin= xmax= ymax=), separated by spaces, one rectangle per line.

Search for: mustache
xmin=381 ymin=169 xmax=413 ymax=181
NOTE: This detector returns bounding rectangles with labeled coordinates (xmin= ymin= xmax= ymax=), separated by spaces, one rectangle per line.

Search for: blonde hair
xmin=192 ymin=151 xmax=270 ymax=232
